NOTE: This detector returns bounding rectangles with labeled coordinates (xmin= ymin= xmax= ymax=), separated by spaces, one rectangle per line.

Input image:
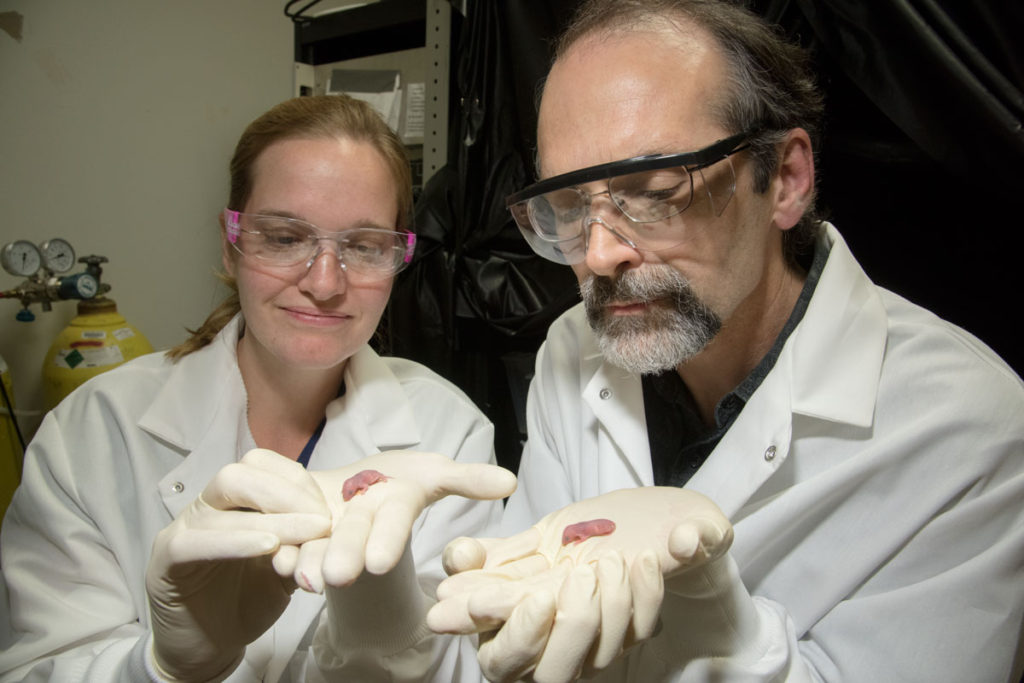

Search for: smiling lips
xmin=283 ymin=306 xmax=350 ymax=324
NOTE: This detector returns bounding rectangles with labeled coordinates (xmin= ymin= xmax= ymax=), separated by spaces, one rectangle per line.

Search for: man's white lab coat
xmin=504 ymin=223 xmax=1024 ymax=681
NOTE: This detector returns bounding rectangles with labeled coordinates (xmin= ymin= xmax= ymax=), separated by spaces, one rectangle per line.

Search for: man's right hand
xmin=428 ymin=487 xmax=734 ymax=683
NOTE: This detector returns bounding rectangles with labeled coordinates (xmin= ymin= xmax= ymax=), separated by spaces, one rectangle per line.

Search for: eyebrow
xmin=509 ymin=131 xmax=751 ymax=206
xmin=251 ymin=208 xmax=304 ymax=220
xmin=249 ymin=210 xmax=395 ymax=233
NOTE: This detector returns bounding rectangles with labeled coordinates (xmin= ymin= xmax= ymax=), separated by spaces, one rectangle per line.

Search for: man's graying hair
xmin=549 ymin=0 xmax=825 ymax=266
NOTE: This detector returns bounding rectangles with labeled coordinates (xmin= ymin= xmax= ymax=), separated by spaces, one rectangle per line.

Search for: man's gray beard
xmin=580 ymin=266 xmax=722 ymax=375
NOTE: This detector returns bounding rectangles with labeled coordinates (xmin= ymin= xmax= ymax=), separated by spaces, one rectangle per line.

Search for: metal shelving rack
xmin=291 ymin=0 xmax=451 ymax=185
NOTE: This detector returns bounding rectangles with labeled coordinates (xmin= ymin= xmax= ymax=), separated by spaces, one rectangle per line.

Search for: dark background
xmin=385 ymin=0 xmax=1024 ymax=473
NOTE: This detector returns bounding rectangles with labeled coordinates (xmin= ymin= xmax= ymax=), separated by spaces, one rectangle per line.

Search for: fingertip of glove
xmin=254 ymin=533 xmax=281 ymax=554
xmin=668 ymin=524 xmax=700 ymax=560
xmin=364 ymin=552 xmax=398 ymax=577
xmin=495 ymin=467 xmax=518 ymax=492
xmin=297 ymin=568 xmax=324 ymax=594
xmin=425 ymin=599 xmax=482 ymax=634
xmin=321 ymin=561 xmax=359 ymax=588
xmin=469 ymin=465 xmax=518 ymax=499
xmin=442 ymin=537 xmax=486 ymax=575
xmin=424 ymin=602 xmax=454 ymax=633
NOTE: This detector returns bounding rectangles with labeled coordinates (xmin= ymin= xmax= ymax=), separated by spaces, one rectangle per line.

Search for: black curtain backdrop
xmin=387 ymin=0 xmax=1024 ymax=473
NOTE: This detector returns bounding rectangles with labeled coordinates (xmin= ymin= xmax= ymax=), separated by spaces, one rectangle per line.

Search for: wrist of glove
xmin=313 ymin=541 xmax=434 ymax=676
xmin=653 ymin=550 xmax=770 ymax=666
xmin=147 ymin=638 xmax=243 ymax=683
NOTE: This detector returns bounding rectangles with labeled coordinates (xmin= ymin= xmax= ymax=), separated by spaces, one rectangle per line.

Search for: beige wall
xmin=0 ymin=0 xmax=293 ymax=439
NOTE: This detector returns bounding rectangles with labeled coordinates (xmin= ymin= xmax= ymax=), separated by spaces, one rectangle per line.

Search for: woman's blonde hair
xmin=166 ymin=95 xmax=412 ymax=360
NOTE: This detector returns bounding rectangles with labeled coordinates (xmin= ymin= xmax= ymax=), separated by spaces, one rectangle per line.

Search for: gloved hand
xmin=145 ymin=448 xmax=332 ymax=682
xmin=277 ymin=450 xmax=516 ymax=679
xmin=427 ymin=487 xmax=736 ymax=683
xmin=276 ymin=449 xmax=517 ymax=592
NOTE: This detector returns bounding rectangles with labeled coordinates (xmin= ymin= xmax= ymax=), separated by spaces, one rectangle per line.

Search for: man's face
xmin=537 ymin=26 xmax=783 ymax=374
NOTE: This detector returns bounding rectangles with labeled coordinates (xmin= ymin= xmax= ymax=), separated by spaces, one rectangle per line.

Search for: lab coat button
xmin=763 ymin=445 xmax=777 ymax=462
xmin=599 ymin=388 xmax=612 ymax=400
xmin=171 ymin=481 xmax=185 ymax=493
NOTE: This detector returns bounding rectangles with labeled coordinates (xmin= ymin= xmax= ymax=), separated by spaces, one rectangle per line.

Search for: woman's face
xmin=223 ymin=136 xmax=399 ymax=375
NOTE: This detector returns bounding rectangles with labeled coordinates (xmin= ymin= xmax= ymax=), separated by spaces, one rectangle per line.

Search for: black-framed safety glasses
xmin=506 ymin=131 xmax=753 ymax=264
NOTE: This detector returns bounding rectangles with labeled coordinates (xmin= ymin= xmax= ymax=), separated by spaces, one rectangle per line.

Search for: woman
xmin=0 ymin=95 xmax=511 ymax=682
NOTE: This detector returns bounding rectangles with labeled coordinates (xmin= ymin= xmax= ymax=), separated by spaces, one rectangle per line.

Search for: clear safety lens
xmin=509 ymin=156 xmax=737 ymax=265
xmin=225 ymin=211 xmax=415 ymax=280
xmin=608 ymin=165 xmax=694 ymax=223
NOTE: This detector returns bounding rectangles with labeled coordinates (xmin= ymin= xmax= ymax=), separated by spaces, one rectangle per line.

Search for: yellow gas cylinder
xmin=1 ymin=353 xmax=21 ymax=521
xmin=42 ymin=297 xmax=154 ymax=410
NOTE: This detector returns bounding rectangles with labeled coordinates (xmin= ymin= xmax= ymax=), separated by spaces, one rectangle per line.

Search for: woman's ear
xmin=772 ymin=128 xmax=815 ymax=232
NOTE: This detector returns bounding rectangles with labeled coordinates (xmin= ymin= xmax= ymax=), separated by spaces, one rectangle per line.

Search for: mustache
xmin=580 ymin=266 xmax=694 ymax=309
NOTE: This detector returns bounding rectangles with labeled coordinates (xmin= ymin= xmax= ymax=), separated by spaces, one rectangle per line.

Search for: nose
xmin=582 ymin=214 xmax=644 ymax=276
xmin=297 ymin=243 xmax=348 ymax=300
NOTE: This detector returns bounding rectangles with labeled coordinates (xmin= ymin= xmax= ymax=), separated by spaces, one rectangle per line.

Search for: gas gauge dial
xmin=39 ymin=238 xmax=76 ymax=273
xmin=2 ymin=240 xmax=43 ymax=277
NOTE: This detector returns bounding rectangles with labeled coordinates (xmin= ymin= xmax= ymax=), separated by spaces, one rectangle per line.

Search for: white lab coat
xmin=0 ymin=315 xmax=500 ymax=682
xmin=503 ymin=223 xmax=1024 ymax=681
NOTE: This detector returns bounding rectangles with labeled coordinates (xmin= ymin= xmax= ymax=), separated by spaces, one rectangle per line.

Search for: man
xmin=427 ymin=0 xmax=1024 ymax=681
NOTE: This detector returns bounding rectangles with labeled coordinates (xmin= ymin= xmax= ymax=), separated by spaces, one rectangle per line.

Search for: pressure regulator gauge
xmin=1 ymin=240 xmax=43 ymax=277
xmin=39 ymin=238 xmax=76 ymax=273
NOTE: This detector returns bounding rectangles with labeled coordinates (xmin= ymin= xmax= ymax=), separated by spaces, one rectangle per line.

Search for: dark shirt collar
xmin=644 ymin=236 xmax=830 ymax=485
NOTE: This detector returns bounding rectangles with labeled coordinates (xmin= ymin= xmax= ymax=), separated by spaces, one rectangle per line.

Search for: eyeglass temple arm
xmin=402 ymin=232 xmax=416 ymax=263
xmin=224 ymin=210 xmax=241 ymax=243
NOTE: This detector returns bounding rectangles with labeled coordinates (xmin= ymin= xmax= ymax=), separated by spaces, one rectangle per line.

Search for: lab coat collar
xmin=139 ymin=316 xmax=424 ymax=456
xmin=689 ymin=224 xmax=888 ymax=515
xmin=787 ymin=223 xmax=886 ymax=428
xmin=584 ymin=337 xmax=656 ymax=486
xmin=328 ymin=345 xmax=422 ymax=451
xmin=139 ymin=315 xmax=245 ymax=452
xmin=141 ymin=315 xmax=249 ymax=517
xmin=309 ymin=347 xmax=422 ymax=472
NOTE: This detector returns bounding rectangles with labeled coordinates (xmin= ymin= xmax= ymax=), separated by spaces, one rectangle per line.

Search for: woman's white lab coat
xmin=0 ymin=315 xmax=500 ymax=682
xmin=503 ymin=224 xmax=1024 ymax=681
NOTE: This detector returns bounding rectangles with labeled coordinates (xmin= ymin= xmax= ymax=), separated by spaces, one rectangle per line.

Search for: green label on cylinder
xmin=64 ymin=349 xmax=84 ymax=369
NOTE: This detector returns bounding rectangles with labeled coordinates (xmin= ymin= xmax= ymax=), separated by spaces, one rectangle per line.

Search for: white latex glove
xmin=145 ymin=448 xmax=332 ymax=682
xmin=279 ymin=450 xmax=516 ymax=678
xmin=427 ymin=487 xmax=734 ymax=683
xmin=278 ymin=449 xmax=517 ymax=593
xmin=311 ymin=540 xmax=439 ymax=680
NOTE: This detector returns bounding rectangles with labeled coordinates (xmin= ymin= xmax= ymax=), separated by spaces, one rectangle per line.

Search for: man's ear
xmin=772 ymin=128 xmax=815 ymax=231
xmin=219 ymin=211 xmax=237 ymax=277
